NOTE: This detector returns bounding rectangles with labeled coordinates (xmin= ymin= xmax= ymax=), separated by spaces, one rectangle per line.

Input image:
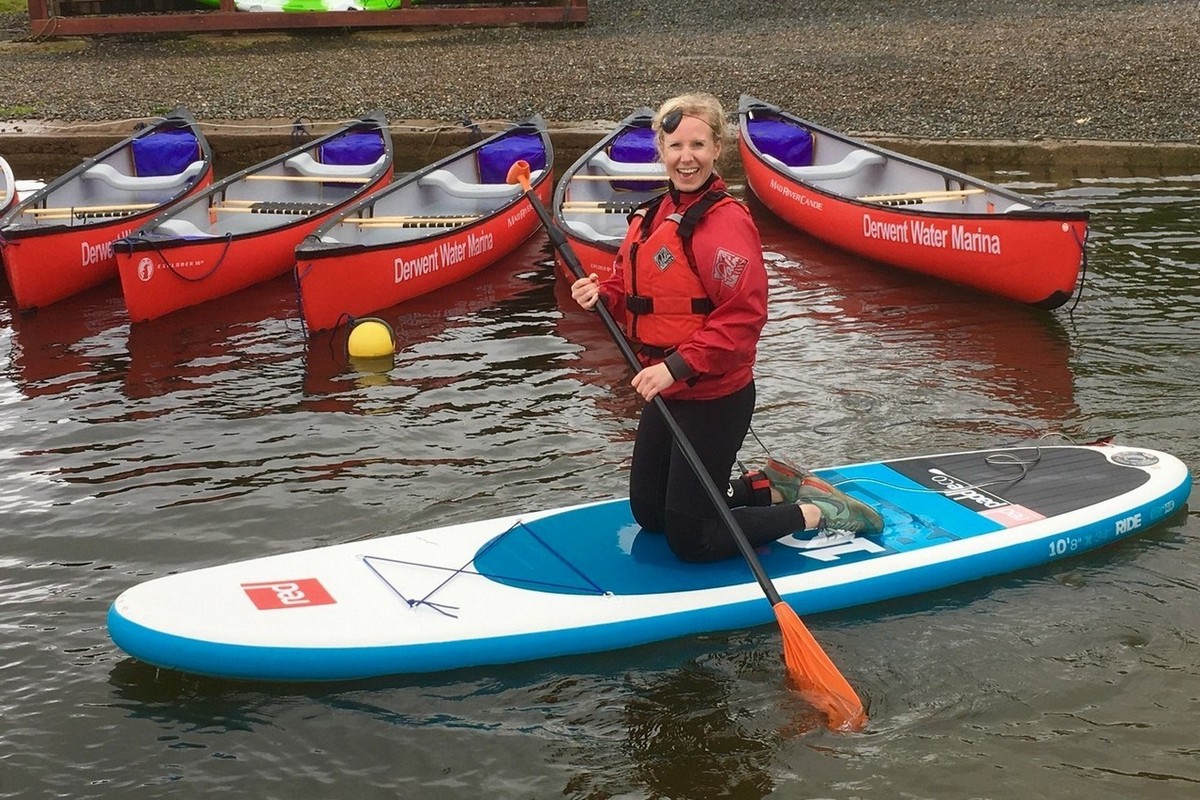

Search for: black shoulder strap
xmin=627 ymin=192 xmax=669 ymax=229
xmin=676 ymin=190 xmax=729 ymax=241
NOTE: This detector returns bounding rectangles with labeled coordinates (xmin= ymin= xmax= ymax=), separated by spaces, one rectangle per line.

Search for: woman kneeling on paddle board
xmin=570 ymin=93 xmax=883 ymax=562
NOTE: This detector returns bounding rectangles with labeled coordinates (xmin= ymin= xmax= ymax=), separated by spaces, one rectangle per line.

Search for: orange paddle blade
xmin=773 ymin=602 xmax=867 ymax=731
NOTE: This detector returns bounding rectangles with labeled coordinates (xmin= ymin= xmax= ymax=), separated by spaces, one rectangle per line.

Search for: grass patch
xmin=0 ymin=0 xmax=27 ymax=13
xmin=0 ymin=104 xmax=38 ymax=117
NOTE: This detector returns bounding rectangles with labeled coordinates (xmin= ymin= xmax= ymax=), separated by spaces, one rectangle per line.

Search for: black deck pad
xmin=885 ymin=447 xmax=1150 ymax=518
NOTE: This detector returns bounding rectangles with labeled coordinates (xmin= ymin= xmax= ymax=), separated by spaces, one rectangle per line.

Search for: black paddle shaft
xmin=534 ymin=195 xmax=785 ymax=605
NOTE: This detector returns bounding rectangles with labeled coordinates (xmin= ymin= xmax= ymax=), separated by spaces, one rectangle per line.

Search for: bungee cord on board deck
xmin=360 ymin=516 xmax=609 ymax=619
xmin=740 ymin=427 xmax=1125 ymax=502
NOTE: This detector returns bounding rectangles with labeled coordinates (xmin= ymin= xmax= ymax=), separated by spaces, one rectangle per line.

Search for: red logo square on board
xmin=241 ymin=578 xmax=336 ymax=610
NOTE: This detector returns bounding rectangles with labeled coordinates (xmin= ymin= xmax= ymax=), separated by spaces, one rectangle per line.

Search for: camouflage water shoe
xmin=762 ymin=456 xmax=884 ymax=534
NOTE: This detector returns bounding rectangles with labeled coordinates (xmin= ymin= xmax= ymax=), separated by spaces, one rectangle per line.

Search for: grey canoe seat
xmin=418 ymin=169 xmax=543 ymax=198
xmin=284 ymin=152 xmax=388 ymax=179
xmin=83 ymin=160 xmax=206 ymax=191
xmin=157 ymin=218 xmax=215 ymax=238
xmin=589 ymin=151 xmax=666 ymax=176
xmin=763 ymin=149 xmax=885 ymax=181
xmin=563 ymin=218 xmax=624 ymax=243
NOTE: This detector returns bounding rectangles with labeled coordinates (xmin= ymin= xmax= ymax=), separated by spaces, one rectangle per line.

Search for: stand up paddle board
xmin=108 ymin=442 xmax=1191 ymax=681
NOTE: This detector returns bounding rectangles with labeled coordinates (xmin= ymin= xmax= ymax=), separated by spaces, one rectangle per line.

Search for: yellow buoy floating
xmin=346 ymin=316 xmax=396 ymax=360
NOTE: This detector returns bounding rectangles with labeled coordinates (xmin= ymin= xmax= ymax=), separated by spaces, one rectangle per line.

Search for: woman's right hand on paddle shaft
xmin=571 ymin=273 xmax=601 ymax=310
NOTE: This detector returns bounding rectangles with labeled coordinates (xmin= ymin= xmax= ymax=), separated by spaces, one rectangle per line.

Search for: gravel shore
xmin=0 ymin=0 xmax=1198 ymax=143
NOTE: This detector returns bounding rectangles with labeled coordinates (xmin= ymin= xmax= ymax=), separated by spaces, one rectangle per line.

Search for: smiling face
xmin=660 ymin=113 xmax=722 ymax=193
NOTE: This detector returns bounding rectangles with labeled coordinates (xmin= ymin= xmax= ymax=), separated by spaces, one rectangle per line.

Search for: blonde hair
xmin=652 ymin=93 xmax=731 ymax=157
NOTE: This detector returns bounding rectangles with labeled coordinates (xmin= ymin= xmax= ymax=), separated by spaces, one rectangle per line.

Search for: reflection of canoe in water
xmin=294 ymin=117 xmax=552 ymax=333
xmin=122 ymin=274 xmax=299 ymax=402
xmin=1 ymin=110 xmax=214 ymax=311
xmin=301 ymin=233 xmax=551 ymax=409
xmin=3 ymin=282 xmax=127 ymax=399
xmin=3 ymin=272 xmax=298 ymax=404
xmin=551 ymin=108 xmax=665 ymax=282
xmin=752 ymin=201 xmax=1079 ymax=422
xmin=114 ymin=113 xmax=393 ymax=323
xmin=738 ymin=95 xmax=1090 ymax=309
xmin=550 ymin=276 xmax=643 ymax=424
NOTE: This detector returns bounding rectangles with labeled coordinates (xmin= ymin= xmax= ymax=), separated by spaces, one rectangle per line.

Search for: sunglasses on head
xmin=661 ymin=109 xmax=684 ymax=134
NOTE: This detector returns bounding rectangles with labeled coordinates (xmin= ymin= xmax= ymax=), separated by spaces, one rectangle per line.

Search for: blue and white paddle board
xmin=107 ymin=443 xmax=1191 ymax=681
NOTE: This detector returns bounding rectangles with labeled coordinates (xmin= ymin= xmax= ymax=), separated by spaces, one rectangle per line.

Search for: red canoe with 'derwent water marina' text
xmin=293 ymin=117 xmax=553 ymax=333
xmin=738 ymin=95 xmax=1090 ymax=308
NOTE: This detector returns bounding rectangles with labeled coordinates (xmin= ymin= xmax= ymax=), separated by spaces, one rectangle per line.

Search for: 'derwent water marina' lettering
xmin=439 ymin=239 xmax=466 ymax=266
xmin=952 ymin=224 xmax=1002 ymax=254
xmin=909 ymin=219 xmax=947 ymax=248
xmin=468 ymin=230 xmax=494 ymax=257
xmin=393 ymin=233 xmax=494 ymax=283
xmin=394 ymin=250 xmax=439 ymax=282
xmin=861 ymin=214 xmax=1002 ymax=255
xmin=80 ymin=226 xmax=133 ymax=266
xmin=508 ymin=205 xmax=533 ymax=227
xmin=863 ymin=214 xmax=909 ymax=243
xmin=81 ymin=240 xmax=115 ymax=266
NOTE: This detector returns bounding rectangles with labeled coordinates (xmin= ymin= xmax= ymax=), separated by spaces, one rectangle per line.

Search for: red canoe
xmin=738 ymin=95 xmax=1090 ymax=309
xmin=113 ymin=113 xmax=393 ymax=323
xmin=293 ymin=117 xmax=553 ymax=332
xmin=0 ymin=110 xmax=214 ymax=310
xmin=551 ymin=108 xmax=666 ymax=282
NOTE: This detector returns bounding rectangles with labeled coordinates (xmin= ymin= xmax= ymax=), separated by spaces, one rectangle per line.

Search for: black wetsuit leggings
xmin=628 ymin=380 xmax=806 ymax=562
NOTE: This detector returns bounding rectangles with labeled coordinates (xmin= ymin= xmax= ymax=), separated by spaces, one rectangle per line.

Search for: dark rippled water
xmin=1 ymin=165 xmax=1197 ymax=799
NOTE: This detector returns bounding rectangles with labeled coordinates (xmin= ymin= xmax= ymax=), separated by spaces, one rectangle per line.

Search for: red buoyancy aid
xmin=623 ymin=190 xmax=737 ymax=356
